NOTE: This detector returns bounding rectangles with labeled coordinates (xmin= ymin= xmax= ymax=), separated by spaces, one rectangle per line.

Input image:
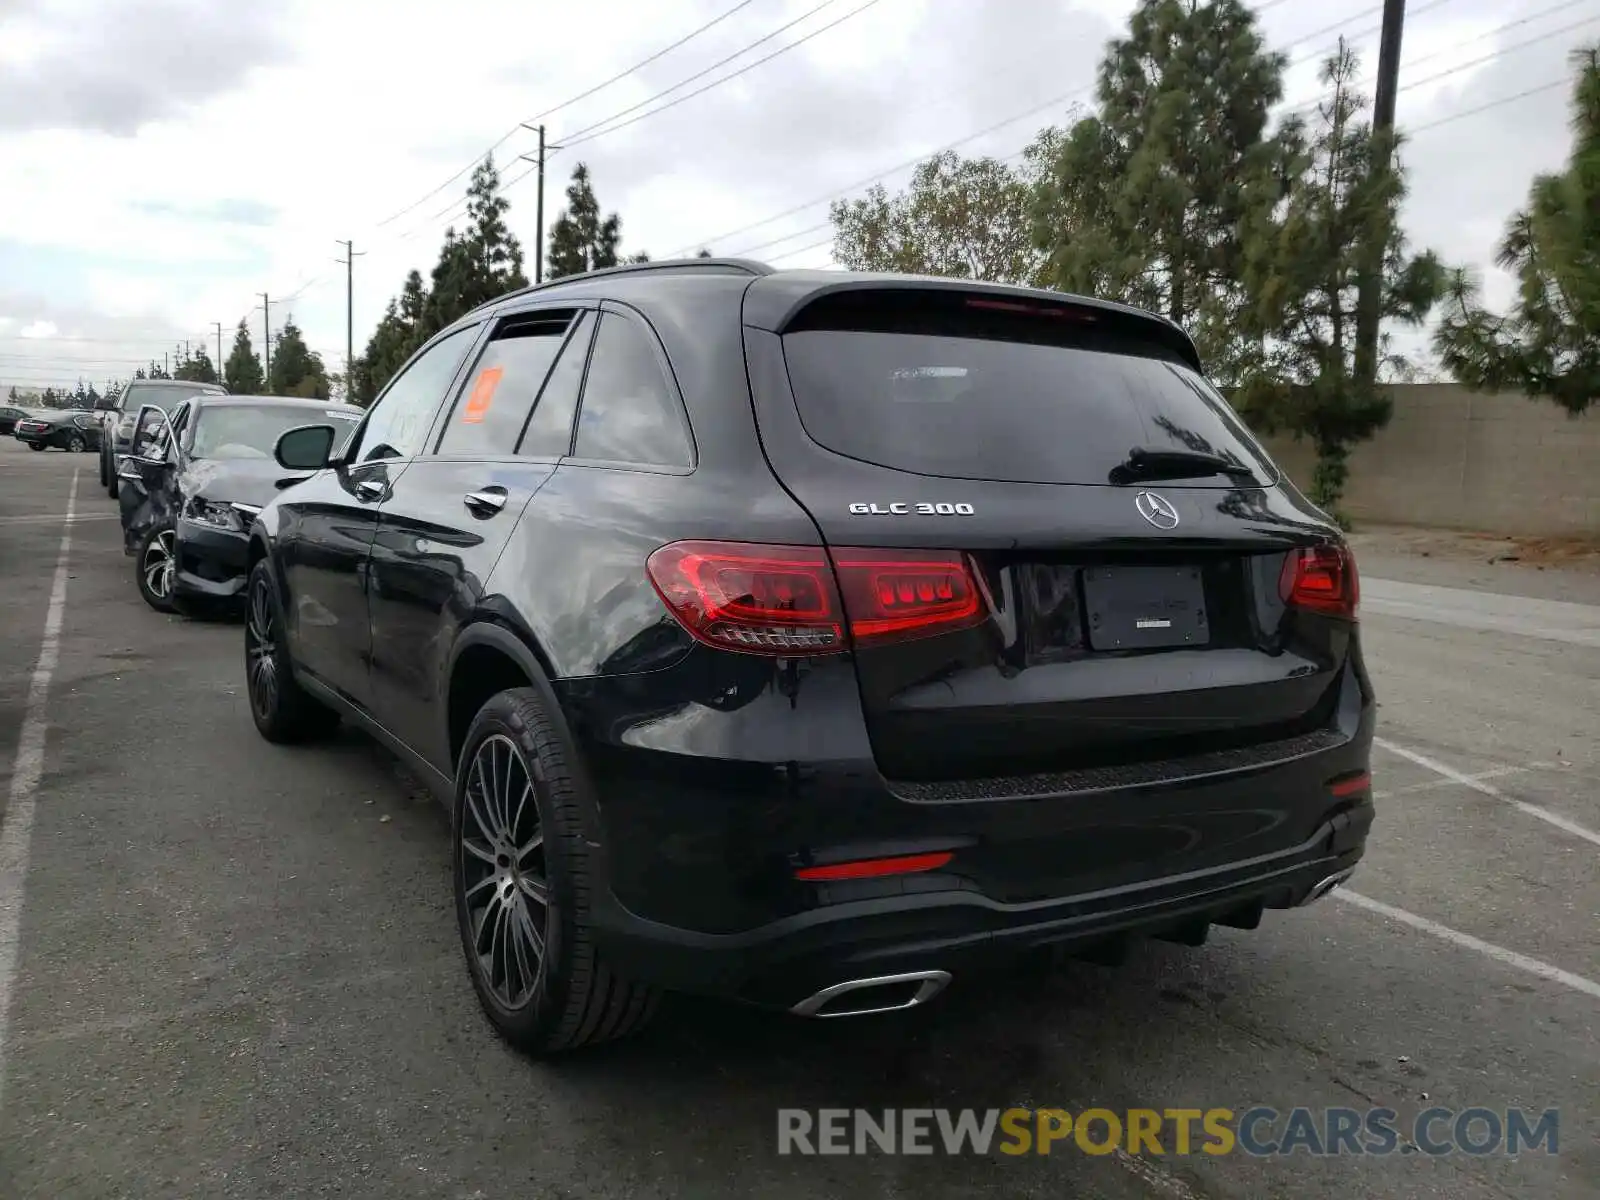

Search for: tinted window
xmin=191 ymin=404 xmax=360 ymax=460
xmin=437 ymin=311 xmax=574 ymax=456
xmin=781 ymin=328 xmax=1276 ymax=488
xmin=352 ymin=326 xmax=477 ymax=462
xmin=572 ymin=312 xmax=692 ymax=467
xmin=519 ymin=311 xmax=595 ymax=457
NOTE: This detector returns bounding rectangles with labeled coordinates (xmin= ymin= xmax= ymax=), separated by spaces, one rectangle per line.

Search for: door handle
xmin=355 ymin=479 xmax=386 ymax=502
xmin=463 ymin=486 xmax=509 ymax=517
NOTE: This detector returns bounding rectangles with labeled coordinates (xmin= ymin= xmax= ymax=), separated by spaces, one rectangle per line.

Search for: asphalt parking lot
xmin=0 ymin=436 xmax=1595 ymax=1200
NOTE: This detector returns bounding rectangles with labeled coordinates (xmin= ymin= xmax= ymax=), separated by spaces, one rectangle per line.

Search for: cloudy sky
xmin=1 ymin=0 xmax=1593 ymax=395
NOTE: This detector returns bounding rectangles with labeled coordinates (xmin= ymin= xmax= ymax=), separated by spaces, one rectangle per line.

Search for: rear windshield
xmin=190 ymin=404 xmax=358 ymax=460
xmin=121 ymin=384 xmax=219 ymax=413
xmin=780 ymin=329 xmax=1277 ymax=488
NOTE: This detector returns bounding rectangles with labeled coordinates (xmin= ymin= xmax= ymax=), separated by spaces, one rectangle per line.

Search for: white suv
xmin=101 ymin=380 xmax=226 ymax=498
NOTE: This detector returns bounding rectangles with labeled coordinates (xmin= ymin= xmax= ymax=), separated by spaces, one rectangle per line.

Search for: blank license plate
xmin=1083 ymin=565 xmax=1209 ymax=650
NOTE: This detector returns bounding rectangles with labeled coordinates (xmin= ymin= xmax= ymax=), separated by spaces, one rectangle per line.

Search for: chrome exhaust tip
xmin=1300 ymin=868 xmax=1355 ymax=906
xmin=790 ymin=970 xmax=953 ymax=1019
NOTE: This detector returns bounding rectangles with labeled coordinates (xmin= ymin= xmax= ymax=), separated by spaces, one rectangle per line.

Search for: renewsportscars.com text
xmin=776 ymin=1106 xmax=1560 ymax=1157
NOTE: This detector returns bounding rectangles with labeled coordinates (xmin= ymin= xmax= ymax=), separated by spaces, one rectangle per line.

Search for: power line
xmin=762 ymin=69 xmax=1571 ymax=270
xmin=403 ymin=0 xmax=887 ymax=250
xmin=561 ymin=0 xmax=886 ymax=150
xmin=554 ymin=0 xmax=843 ymax=148
xmin=706 ymin=0 xmax=1578 ymax=258
xmin=373 ymin=0 xmax=766 ymax=230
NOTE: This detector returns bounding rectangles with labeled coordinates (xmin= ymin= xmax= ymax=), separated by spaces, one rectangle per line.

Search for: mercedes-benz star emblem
xmin=1135 ymin=491 xmax=1180 ymax=530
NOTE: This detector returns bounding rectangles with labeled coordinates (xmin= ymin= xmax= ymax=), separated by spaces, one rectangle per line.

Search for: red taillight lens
xmin=646 ymin=542 xmax=845 ymax=653
xmin=830 ymin=548 xmax=984 ymax=646
xmin=646 ymin=541 xmax=988 ymax=656
xmin=1280 ymin=543 xmax=1359 ymax=619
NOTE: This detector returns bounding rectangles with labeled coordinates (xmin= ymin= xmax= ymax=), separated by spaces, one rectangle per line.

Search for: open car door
xmin=117 ymin=403 xmax=181 ymax=555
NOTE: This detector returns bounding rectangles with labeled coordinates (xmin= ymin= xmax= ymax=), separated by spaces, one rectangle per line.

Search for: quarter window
xmin=518 ymin=311 xmax=596 ymax=458
xmin=571 ymin=311 xmax=692 ymax=468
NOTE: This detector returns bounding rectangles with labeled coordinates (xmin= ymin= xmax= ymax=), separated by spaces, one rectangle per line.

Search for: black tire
xmin=98 ymin=447 xmax=108 ymax=486
xmin=108 ymin=465 xmax=119 ymax=498
xmin=454 ymin=689 xmax=659 ymax=1056
xmin=136 ymin=526 xmax=179 ymax=613
xmin=244 ymin=560 xmax=341 ymax=743
xmin=28 ymin=442 xmax=43 ymax=451
xmin=67 ymin=434 xmax=85 ymax=452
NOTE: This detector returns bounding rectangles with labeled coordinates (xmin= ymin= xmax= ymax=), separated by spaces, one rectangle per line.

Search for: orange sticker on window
xmin=460 ymin=366 xmax=504 ymax=424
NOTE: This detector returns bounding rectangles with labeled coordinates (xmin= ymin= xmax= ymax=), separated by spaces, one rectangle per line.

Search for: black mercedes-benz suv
xmin=243 ymin=259 xmax=1374 ymax=1056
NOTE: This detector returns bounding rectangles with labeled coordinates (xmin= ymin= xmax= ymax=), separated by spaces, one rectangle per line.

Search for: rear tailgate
xmin=741 ymin=282 xmax=1358 ymax=788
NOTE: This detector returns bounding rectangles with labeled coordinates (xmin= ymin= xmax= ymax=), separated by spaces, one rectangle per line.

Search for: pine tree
xmin=1032 ymin=0 xmax=1294 ymax=376
xmin=831 ymin=150 xmax=1042 ymax=284
xmin=546 ymin=164 xmax=622 ymax=279
xmin=267 ymin=319 xmax=330 ymax=399
xmin=175 ymin=348 xmax=219 ymax=384
xmin=353 ymin=269 xmax=432 ymax=406
xmin=1433 ymin=44 xmax=1600 ymax=415
xmin=464 ymin=153 xmax=528 ymax=297
xmin=224 ymin=321 xmax=264 ymax=393
xmin=1234 ymin=41 xmax=1445 ymax=517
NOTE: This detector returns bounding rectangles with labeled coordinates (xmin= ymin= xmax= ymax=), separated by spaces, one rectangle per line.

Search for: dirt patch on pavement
xmin=1347 ymin=524 xmax=1600 ymax=575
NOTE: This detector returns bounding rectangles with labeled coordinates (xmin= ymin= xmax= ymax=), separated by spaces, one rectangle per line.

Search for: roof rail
xmin=467 ymin=257 xmax=774 ymax=318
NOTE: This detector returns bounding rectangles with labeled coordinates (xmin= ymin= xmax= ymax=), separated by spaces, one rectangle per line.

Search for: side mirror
xmin=275 ymin=424 xmax=337 ymax=471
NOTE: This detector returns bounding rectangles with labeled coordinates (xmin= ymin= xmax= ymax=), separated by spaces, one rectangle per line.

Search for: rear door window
xmin=780 ymin=295 xmax=1275 ymax=488
xmin=437 ymin=309 xmax=579 ymax=457
xmin=570 ymin=310 xmax=693 ymax=469
xmin=519 ymin=311 xmax=596 ymax=457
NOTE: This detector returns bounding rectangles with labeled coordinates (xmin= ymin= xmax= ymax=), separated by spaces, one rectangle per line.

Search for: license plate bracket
xmin=1083 ymin=565 xmax=1209 ymax=650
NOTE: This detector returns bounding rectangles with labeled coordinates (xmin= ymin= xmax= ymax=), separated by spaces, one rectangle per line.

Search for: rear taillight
xmin=1280 ymin=543 xmax=1359 ymax=619
xmin=645 ymin=541 xmax=987 ymax=656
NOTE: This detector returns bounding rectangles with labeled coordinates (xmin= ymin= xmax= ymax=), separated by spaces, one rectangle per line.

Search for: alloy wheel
xmin=142 ymin=530 xmax=176 ymax=600
xmin=460 ymin=733 xmax=550 ymax=1010
xmin=245 ymin=574 xmax=279 ymax=720
xmin=68 ymin=435 xmax=85 ymax=452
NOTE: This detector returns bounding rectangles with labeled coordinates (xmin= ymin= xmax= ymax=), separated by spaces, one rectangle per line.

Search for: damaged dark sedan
xmin=118 ymin=395 xmax=360 ymax=613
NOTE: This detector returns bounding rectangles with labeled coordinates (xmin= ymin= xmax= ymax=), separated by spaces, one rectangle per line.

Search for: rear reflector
xmin=794 ymin=851 xmax=954 ymax=881
xmin=646 ymin=541 xmax=987 ymax=656
xmin=1329 ymin=771 xmax=1371 ymax=797
xmin=1280 ymin=543 xmax=1360 ymax=619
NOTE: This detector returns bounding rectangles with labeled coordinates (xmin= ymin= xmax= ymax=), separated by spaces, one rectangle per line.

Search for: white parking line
xmin=1337 ymin=890 xmax=1600 ymax=1001
xmin=0 ymin=511 xmax=115 ymax=527
xmin=0 ymin=468 xmax=78 ymax=1114
xmin=1371 ymin=760 xmax=1555 ymax=800
xmin=1375 ymin=737 xmax=1600 ymax=849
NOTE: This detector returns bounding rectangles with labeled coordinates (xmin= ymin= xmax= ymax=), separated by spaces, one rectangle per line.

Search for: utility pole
xmin=163 ymin=352 xmax=169 ymax=376
xmin=260 ymin=293 xmax=272 ymax=383
xmin=1354 ymin=0 xmax=1406 ymax=389
xmin=213 ymin=322 xmax=223 ymax=373
xmin=519 ymin=124 xmax=558 ymax=284
xmin=336 ymin=240 xmax=365 ymax=400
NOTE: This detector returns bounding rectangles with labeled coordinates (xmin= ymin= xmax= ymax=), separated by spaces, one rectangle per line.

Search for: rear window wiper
xmin=1110 ymin=446 xmax=1260 ymax=485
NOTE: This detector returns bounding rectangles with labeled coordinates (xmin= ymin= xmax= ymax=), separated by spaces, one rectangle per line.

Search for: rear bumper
xmin=591 ymin=812 xmax=1370 ymax=1009
xmin=173 ymin=519 xmax=251 ymax=599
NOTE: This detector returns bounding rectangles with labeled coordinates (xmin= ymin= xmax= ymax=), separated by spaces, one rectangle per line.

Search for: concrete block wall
xmin=1256 ymin=384 xmax=1599 ymax=537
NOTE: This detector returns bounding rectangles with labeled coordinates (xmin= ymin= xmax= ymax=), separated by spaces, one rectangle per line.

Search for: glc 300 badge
xmin=848 ymin=502 xmax=976 ymax=515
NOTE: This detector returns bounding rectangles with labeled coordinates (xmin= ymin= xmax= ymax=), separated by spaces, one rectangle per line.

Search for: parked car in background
xmin=240 ymin=259 xmax=1374 ymax=1058
xmin=117 ymin=395 xmax=359 ymax=613
xmin=14 ymin=410 xmax=102 ymax=452
xmin=0 ymin=405 xmax=36 ymax=435
xmin=101 ymin=379 xmax=226 ymax=498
